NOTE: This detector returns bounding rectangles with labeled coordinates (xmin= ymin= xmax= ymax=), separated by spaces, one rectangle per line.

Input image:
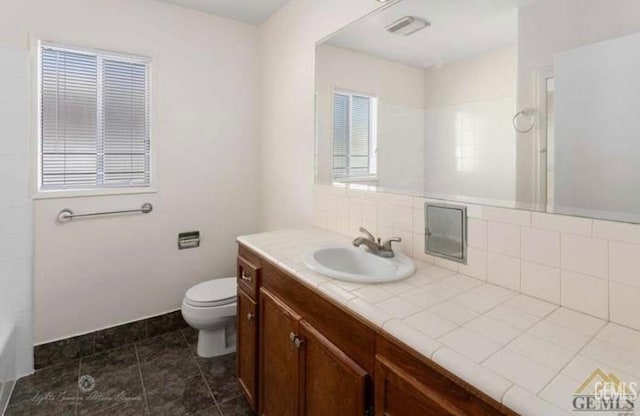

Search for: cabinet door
xmin=237 ymin=289 xmax=258 ymax=411
xmin=375 ymin=355 xmax=463 ymax=416
xmin=259 ymin=288 xmax=302 ymax=416
xmin=299 ymin=321 xmax=369 ymax=416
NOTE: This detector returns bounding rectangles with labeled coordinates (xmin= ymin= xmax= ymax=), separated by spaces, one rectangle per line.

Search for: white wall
xmin=0 ymin=48 xmax=32 ymax=377
xmin=0 ymin=0 xmax=259 ymax=343
xmin=257 ymin=0 xmax=383 ymax=230
xmin=315 ymin=44 xmax=425 ymax=191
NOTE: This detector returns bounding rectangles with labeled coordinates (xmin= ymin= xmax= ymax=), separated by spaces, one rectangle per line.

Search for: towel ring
xmin=512 ymin=109 xmax=536 ymax=133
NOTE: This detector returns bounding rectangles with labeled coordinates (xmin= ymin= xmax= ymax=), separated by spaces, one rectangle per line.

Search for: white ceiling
xmin=326 ymin=0 xmax=538 ymax=69
xmin=156 ymin=0 xmax=291 ymax=24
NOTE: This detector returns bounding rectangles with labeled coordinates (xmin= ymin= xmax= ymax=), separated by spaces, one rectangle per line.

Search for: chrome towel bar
xmin=57 ymin=203 xmax=153 ymax=223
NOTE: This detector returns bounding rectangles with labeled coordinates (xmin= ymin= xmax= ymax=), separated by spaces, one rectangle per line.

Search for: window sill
xmin=32 ymin=187 xmax=157 ymax=200
xmin=333 ymin=176 xmax=379 ymax=184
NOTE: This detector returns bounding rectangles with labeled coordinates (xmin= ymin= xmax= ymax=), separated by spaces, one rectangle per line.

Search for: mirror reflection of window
xmin=332 ymin=91 xmax=378 ymax=180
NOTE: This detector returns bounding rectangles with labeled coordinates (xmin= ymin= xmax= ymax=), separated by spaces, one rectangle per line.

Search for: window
xmin=332 ymin=91 xmax=377 ymax=179
xmin=39 ymin=43 xmax=151 ymax=191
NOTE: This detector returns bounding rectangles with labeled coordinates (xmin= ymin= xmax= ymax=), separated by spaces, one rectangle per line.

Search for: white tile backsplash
xmin=561 ymin=271 xmax=609 ymax=319
xmin=561 ymin=234 xmax=609 ymax=279
xmin=393 ymin=205 xmax=413 ymax=232
xmin=521 ymin=261 xmax=561 ymax=304
xmin=484 ymin=206 xmax=531 ymax=226
xmin=412 ymin=209 xmax=425 ymax=235
xmin=609 ymin=282 xmax=640 ymax=331
xmin=531 ymin=212 xmax=592 ymax=236
xmin=593 ymin=219 xmax=640 ymax=245
xmin=487 ymin=252 xmax=521 ymax=291
xmin=488 ymin=222 xmax=521 ymax=258
xmin=458 ymin=247 xmax=487 ymax=280
xmin=377 ymin=203 xmax=394 ymax=228
xmin=522 ymin=228 xmax=560 ymax=267
xmin=609 ymin=242 xmax=640 ymax=288
xmin=314 ymin=185 xmax=640 ymax=331
xmin=467 ymin=218 xmax=488 ymax=249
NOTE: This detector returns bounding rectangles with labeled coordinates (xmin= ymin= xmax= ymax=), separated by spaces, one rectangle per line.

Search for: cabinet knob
xmin=247 ymin=312 xmax=255 ymax=321
xmin=289 ymin=332 xmax=304 ymax=349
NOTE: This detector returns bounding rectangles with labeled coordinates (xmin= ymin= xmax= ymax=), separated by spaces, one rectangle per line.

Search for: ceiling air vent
xmin=385 ymin=16 xmax=430 ymax=36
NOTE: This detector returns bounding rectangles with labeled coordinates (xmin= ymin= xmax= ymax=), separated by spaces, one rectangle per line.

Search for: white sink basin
xmin=303 ymin=244 xmax=415 ymax=283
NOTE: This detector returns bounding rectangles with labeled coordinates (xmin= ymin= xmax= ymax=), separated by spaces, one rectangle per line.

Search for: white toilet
xmin=181 ymin=277 xmax=237 ymax=358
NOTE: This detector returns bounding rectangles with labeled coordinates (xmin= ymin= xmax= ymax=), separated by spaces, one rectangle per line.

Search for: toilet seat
xmin=184 ymin=277 xmax=236 ymax=308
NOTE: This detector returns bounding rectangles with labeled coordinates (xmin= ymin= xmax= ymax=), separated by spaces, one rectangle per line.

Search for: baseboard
xmin=33 ymin=309 xmax=188 ymax=370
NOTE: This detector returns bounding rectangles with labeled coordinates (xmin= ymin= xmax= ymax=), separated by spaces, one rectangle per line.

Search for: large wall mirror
xmin=315 ymin=0 xmax=640 ymax=224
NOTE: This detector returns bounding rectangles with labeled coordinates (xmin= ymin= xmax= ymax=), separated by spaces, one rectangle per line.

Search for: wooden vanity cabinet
xmin=259 ymin=288 xmax=302 ymax=416
xmin=237 ymin=245 xmax=515 ymax=416
xmin=259 ymin=286 xmax=371 ymax=416
xmin=299 ymin=320 xmax=369 ymax=416
xmin=374 ymin=331 xmax=516 ymax=416
xmin=236 ymin=288 xmax=258 ymax=410
xmin=236 ymin=251 xmax=262 ymax=412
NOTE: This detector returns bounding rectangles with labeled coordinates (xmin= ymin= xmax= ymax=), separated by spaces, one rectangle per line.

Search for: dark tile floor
xmin=5 ymin=328 xmax=253 ymax=416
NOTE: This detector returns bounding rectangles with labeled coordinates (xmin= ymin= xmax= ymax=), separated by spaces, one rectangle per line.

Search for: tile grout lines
xmin=178 ymin=329 xmax=225 ymax=416
xmin=74 ymin=359 xmax=81 ymax=416
xmin=522 ymin=321 xmax=609 ymax=413
xmin=133 ymin=343 xmax=151 ymax=415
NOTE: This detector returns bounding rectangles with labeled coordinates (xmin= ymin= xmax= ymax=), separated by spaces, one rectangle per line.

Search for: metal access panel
xmin=424 ymin=203 xmax=467 ymax=264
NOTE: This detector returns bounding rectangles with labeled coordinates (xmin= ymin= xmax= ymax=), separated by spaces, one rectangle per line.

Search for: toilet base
xmin=196 ymin=324 xmax=236 ymax=358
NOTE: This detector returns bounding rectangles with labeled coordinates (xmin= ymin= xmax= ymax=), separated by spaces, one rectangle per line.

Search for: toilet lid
xmin=185 ymin=277 xmax=236 ymax=307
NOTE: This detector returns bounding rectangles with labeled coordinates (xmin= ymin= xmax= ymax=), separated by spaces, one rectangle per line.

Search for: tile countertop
xmin=237 ymin=228 xmax=640 ymax=416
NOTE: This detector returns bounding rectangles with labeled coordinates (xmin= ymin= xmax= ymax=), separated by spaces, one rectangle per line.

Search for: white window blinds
xmin=332 ymin=92 xmax=376 ymax=178
xmin=40 ymin=44 xmax=150 ymax=190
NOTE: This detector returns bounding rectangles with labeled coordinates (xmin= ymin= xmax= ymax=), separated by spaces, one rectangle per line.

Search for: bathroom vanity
xmin=235 ymin=243 xmax=516 ymax=416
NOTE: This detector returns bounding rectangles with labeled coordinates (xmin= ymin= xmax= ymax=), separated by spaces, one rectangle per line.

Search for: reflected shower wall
xmin=423 ymin=96 xmax=516 ymax=203
xmin=422 ymin=46 xmax=517 ymax=204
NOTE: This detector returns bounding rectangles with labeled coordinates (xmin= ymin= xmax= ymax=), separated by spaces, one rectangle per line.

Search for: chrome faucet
xmin=353 ymin=227 xmax=402 ymax=258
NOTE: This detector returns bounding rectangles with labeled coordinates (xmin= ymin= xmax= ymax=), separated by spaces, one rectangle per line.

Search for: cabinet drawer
xmin=237 ymin=255 xmax=260 ymax=298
